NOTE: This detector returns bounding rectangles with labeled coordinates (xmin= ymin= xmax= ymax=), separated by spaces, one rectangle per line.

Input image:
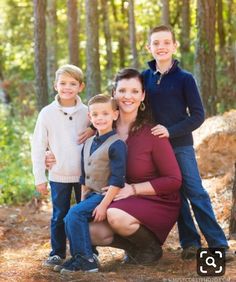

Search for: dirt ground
xmin=0 ymin=199 xmax=235 ymax=282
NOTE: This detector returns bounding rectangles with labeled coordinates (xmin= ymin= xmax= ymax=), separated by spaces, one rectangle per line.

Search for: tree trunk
xmin=33 ymin=0 xmax=48 ymax=111
xmin=229 ymin=163 xmax=236 ymax=239
xmin=195 ymin=0 xmax=217 ymax=116
xmin=217 ymin=0 xmax=226 ymax=52
xmin=227 ymin=0 xmax=236 ymax=86
xmin=67 ymin=0 xmax=79 ymax=66
xmin=128 ymin=0 xmax=139 ymax=69
xmin=111 ymin=0 xmax=126 ymax=68
xmin=161 ymin=0 xmax=170 ymax=25
xmin=47 ymin=0 xmax=57 ymax=99
xmin=101 ymin=0 xmax=113 ymax=80
xmin=180 ymin=0 xmax=190 ymax=68
xmin=85 ymin=0 xmax=101 ymax=99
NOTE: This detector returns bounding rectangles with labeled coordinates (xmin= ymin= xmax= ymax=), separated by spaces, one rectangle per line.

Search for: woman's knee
xmin=89 ymin=221 xmax=114 ymax=246
xmin=107 ymin=208 xmax=124 ymax=229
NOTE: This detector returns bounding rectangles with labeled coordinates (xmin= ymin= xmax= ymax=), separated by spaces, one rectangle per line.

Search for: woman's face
xmin=113 ymin=78 xmax=145 ymax=114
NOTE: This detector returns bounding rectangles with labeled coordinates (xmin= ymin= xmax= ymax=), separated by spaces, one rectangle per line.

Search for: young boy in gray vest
xmin=57 ymin=94 xmax=127 ymax=274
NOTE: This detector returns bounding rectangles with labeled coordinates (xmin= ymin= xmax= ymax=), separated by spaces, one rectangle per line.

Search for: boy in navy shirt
xmin=142 ymin=25 xmax=234 ymax=261
xmin=57 ymin=94 xmax=127 ymax=273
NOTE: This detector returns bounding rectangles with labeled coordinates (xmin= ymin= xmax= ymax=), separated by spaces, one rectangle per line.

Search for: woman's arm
xmin=113 ymin=181 xmax=156 ymax=201
xmin=113 ymin=136 xmax=182 ymax=200
xmin=149 ymin=137 xmax=182 ymax=195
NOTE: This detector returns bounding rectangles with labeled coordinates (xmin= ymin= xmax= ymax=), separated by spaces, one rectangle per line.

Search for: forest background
xmin=0 ymin=0 xmax=236 ymax=205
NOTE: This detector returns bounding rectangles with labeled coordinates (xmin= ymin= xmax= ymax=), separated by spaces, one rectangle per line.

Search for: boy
xmin=142 ymin=25 xmax=233 ymax=260
xmin=31 ymin=64 xmax=89 ymax=268
xmin=57 ymin=94 xmax=127 ymax=274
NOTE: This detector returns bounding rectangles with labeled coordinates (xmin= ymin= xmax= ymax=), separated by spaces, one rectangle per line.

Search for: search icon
xmin=205 ymin=256 xmax=217 ymax=268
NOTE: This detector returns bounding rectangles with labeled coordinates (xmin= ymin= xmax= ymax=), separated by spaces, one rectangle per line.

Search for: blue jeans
xmin=49 ymin=181 xmax=81 ymax=258
xmin=174 ymin=146 xmax=228 ymax=249
xmin=64 ymin=192 xmax=104 ymax=258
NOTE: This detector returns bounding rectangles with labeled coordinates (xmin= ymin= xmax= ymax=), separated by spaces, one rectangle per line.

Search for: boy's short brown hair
xmin=88 ymin=94 xmax=118 ymax=111
xmin=148 ymin=25 xmax=176 ymax=43
xmin=55 ymin=64 xmax=84 ymax=83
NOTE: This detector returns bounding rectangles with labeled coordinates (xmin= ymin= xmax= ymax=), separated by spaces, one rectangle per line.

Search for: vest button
xmin=88 ymin=162 xmax=91 ymax=166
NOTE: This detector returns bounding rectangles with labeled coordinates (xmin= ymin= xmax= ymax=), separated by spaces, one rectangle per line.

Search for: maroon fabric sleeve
xmin=149 ymin=136 xmax=182 ymax=195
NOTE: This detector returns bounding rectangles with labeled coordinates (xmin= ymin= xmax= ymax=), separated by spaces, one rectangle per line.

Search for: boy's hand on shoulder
xmin=92 ymin=204 xmax=107 ymax=222
xmin=36 ymin=183 xmax=49 ymax=196
xmin=151 ymin=124 xmax=169 ymax=138
xmin=78 ymin=127 xmax=95 ymax=144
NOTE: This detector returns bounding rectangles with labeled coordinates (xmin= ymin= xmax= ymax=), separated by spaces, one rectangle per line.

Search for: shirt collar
xmin=148 ymin=59 xmax=179 ymax=74
xmin=94 ymin=129 xmax=116 ymax=144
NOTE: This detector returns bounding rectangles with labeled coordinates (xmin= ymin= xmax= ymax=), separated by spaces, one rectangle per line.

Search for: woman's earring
xmin=140 ymin=101 xmax=146 ymax=111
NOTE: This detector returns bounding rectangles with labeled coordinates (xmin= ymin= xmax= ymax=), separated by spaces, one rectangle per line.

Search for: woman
xmin=46 ymin=68 xmax=182 ymax=269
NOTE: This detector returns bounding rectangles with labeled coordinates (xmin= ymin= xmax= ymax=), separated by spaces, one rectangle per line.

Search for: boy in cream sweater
xmin=31 ymin=64 xmax=89 ymax=268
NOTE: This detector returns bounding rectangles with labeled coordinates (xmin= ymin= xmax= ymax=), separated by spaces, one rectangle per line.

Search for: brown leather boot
xmin=108 ymin=234 xmax=138 ymax=260
xmin=125 ymin=225 xmax=163 ymax=265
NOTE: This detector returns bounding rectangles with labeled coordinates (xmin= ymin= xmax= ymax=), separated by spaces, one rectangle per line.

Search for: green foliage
xmin=0 ymin=105 xmax=36 ymax=205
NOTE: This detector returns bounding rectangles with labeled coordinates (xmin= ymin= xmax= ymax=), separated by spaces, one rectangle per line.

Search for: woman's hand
xmin=78 ymin=127 xmax=95 ymax=144
xmin=151 ymin=124 xmax=169 ymax=138
xmin=45 ymin=151 xmax=56 ymax=170
xmin=113 ymin=183 xmax=134 ymax=201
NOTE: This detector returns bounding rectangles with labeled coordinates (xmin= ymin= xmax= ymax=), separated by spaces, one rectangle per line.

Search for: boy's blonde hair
xmin=148 ymin=25 xmax=176 ymax=43
xmin=55 ymin=64 xmax=84 ymax=83
xmin=88 ymin=94 xmax=118 ymax=111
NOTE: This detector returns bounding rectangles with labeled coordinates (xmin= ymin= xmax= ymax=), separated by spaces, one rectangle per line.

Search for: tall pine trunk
xmin=85 ymin=0 xmax=101 ymax=99
xmin=161 ymin=0 xmax=170 ymax=25
xmin=67 ymin=0 xmax=79 ymax=66
xmin=33 ymin=0 xmax=48 ymax=111
xmin=47 ymin=0 xmax=57 ymax=99
xmin=195 ymin=0 xmax=217 ymax=116
xmin=180 ymin=0 xmax=190 ymax=69
xmin=101 ymin=0 xmax=113 ymax=80
xmin=128 ymin=0 xmax=139 ymax=68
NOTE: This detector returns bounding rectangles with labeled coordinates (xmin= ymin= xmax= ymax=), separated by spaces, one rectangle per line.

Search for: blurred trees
xmin=0 ymin=0 xmax=236 ymax=205
xmin=0 ymin=0 xmax=235 ymax=112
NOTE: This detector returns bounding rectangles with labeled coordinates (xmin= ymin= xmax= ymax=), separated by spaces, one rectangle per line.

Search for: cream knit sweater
xmin=31 ymin=95 xmax=89 ymax=185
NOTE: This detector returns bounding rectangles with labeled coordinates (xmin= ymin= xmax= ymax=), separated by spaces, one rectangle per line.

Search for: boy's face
xmin=54 ymin=74 xmax=84 ymax=106
xmin=147 ymin=31 xmax=177 ymax=64
xmin=88 ymin=102 xmax=119 ymax=135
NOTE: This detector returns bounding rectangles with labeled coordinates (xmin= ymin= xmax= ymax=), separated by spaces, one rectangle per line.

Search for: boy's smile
xmin=147 ymin=31 xmax=177 ymax=66
xmin=89 ymin=102 xmax=119 ymax=136
xmin=55 ymin=74 xmax=84 ymax=106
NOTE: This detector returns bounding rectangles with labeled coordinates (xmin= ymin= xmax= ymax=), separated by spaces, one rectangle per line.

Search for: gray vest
xmin=83 ymin=134 xmax=120 ymax=193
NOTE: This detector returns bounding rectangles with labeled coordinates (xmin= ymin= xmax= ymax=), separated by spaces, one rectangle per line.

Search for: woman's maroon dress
xmin=110 ymin=125 xmax=182 ymax=244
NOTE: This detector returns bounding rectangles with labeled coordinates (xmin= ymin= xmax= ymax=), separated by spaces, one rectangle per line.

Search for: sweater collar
xmin=147 ymin=59 xmax=179 ymax=74
xmin=54 ymin=94 xmax=83 ymax=112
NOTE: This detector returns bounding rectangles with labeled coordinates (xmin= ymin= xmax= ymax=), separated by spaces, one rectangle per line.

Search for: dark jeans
xmin=64 ymin=192 xmax=104 ymax=259
xmin=174 ymin=146 xmax=228 ymax=249
xmin=49 ymin=181 xmax=81 ymax=258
